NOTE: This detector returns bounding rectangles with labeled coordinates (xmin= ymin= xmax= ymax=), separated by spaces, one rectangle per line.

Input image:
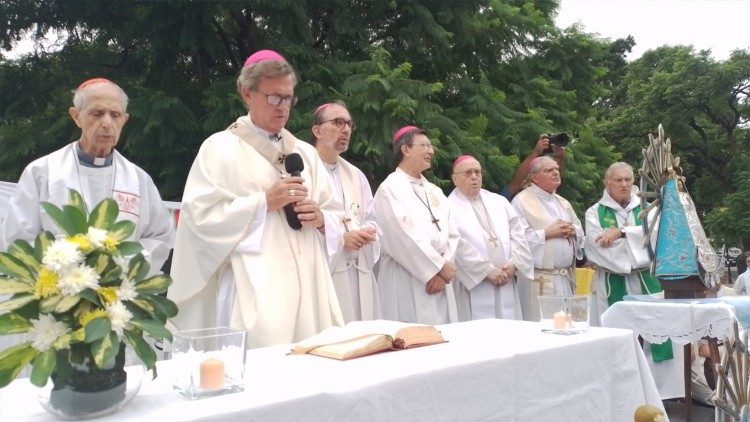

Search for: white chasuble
xmin=511 ymin=184 xmax=584 ymax=321
xmin=168 ymin=116 xmax=344 ymax=348
xmin=373 ymin=168 xmax=459 ymax=325
xmin=449 ymin=189 xmax=533 ymax=321
xmin=325 ymin=158 xmax=382 ymax=323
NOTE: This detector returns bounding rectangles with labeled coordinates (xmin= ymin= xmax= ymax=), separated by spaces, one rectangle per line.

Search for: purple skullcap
xmin=243 ymin=50 xmax=287 ymax=68
xmin=392 ymin=125 xmax=422 ymax=144
xmin=452 ymin=155 xmax=476 ymax=171
xmin=314 ymin=103 xmax=333 ymax=114
xmin=77 ymin=78 xmax=115 ymax=90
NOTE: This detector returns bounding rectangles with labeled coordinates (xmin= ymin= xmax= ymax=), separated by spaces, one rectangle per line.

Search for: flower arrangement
xmin=0 ymin=190 xmax=176 ymax=388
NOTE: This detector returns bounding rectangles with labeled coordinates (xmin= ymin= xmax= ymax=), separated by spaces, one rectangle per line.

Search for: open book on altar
xmin=290 ymin=320 xmax=446 ymax=360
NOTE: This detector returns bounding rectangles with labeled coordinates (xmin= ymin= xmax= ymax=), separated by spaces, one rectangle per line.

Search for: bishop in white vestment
xmin=448 ymin=155 xmax=533 ymax=321
xmin=168 ymin=50 xmax=344 ymax=348
xmin=511 ymin=156 xmax=583 ymax=321
xmin=374 ymin=126 xmax=459 ymax=325
xmin=312 ymin=101 xmax=382 ymax=323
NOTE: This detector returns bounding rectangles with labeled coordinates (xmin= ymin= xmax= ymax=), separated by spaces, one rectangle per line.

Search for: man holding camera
xmin=502 ymin=134 xmax=567 ymax=201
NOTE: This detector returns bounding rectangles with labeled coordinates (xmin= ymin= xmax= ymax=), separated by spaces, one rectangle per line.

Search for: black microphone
xmin=283 ymin=153 xmax=304 ymax=230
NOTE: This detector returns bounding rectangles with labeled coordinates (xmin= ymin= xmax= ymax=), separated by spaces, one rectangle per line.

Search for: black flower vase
xmin=48 ymin=342 xmax=127 ymax=418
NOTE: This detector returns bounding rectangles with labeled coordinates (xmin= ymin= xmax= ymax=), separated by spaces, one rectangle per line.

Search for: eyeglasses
xmin=320 ymin=117 xmax=356 ymax=131
xmin=256 ymin=91 xmax=297 ymax=107
xmin=411 ymin=142 xmax=434 ymax=150
xmin=453 ymin=169 xmax=483 ymax=177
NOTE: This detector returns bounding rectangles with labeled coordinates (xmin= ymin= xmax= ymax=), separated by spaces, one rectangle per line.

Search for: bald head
xmin=73 ymin=80 xmax=129 ymax=112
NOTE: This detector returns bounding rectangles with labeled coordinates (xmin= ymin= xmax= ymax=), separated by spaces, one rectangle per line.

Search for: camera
xmin=542 ymin=132 xmax=570 ymax=155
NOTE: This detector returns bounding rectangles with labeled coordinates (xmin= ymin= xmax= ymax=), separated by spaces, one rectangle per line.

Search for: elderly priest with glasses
xmin=448 ymin=155 xmax=533 ymax=321
xmin=373 ymin=126 xmax=460 ymax=324
xmin=168 ymin=50 xmax=344 ymax=347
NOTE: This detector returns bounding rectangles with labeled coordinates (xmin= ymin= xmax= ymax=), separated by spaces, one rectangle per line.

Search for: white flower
xmin=86 ymin=227 xmax=109 ymax=248
xmin=28 ymin=314 xmax=69 ymax=352
xmin=112 ymin=255 xmax=130 ymax=278
xmin=57 ymin=264 xmax=100 ymax=295
xmin=42 ymin=239 xmax=84 ymax=272
xmin=117 ymin=278 xmax=138 ymax=301
xmin=107 ymin=301 xmax=133 ymax=337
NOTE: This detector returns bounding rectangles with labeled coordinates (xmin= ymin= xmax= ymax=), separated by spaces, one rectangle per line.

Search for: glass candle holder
xmin=172 ymin=327 xmax=246 ymax=400
xmin=538 ymin=295 xmax=589 ymax=334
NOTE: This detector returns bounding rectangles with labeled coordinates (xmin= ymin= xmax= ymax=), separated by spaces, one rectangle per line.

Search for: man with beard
xmin=311 ymin=101 xmax=381 ymax=323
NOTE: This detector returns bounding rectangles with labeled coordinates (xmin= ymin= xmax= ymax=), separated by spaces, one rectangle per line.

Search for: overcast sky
xmin=555 ymin=0 xmax=750 ymax=60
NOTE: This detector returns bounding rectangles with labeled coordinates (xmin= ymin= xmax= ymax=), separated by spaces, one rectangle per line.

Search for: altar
xmin=0 ymin=319 xmax=662 ymax=421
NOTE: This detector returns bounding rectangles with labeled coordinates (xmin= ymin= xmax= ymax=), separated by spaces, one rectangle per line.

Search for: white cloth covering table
xmin=601 ymin=300 xmax=736 ymax=399
xmin=0 ymin=319 xmax=663 ymax=421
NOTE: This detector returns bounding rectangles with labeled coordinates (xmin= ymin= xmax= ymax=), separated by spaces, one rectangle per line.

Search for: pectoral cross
xmin=431 ymin=216 xmax=441 ymax=232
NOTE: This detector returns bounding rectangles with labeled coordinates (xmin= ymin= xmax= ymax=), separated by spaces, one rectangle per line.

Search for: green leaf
xmin=84 ymin=317 xmax=111 ymax=343
xmin=147 ymin=294 xmax=178 ymax=319
xmin=130 ymin=318 xmax=172 ymax=342
xmin=68 ymin=189 xmax=88 ymax=216
xmin=0 ymin=278 xmax=34 ymax=295
xmin=135 ymin=274 xmax=172 ymax=295
xmin=34 ymin=232 xmax=55 ymax=262
xmin=30 ymin=348 xmax=57 ymax=387
xmin=40 ymin=201 xmax=79 ymax=236
xmin=99 ymin=267 xmax=123 ymax=285
xmin=39 ymin=295 xmax=62 ymax=313
xmin=123 ymin=329 xmax=157 ymax=376
xmin=0 ymin=253 xmax=35 ymax=283
xmin=0 ymin=313 xmax=32 ymax=334
xmin=54 ymin=295 xmax=81 ymax=313
xmin=129 ymin=298 xmax=156 ymax=318
xmin=91 ymin=332 xmax=119 ymax=369
xmin=0 ymin=295 xmax=35 ymax=314
xmin=127 ymin=254 xmax=149 ymax=282
xmin=117 ymin=242 xmax=143 ymax=256
xmin=109 ymin=220 xmax=136 ymax=242
xmin=88 ymin=198 xmax=119 ymax=230
xmin=62 ymin=205 xmax=88 ymax=234
xmin=78 ymin=288 xmax=101 ymax=306
xmin=8 ymin=240 xmax=40 ymax=272
xmin=86 ymin=251 xmax=111 ymax=274
xmin=0 ymin=343 xmax=37 ymax=388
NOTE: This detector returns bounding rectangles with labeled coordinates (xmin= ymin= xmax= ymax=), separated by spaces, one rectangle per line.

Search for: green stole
xmin=598 ymin=204 xmax=674 ymax=362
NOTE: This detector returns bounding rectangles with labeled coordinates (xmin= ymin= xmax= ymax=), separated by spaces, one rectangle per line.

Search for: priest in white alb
xmin=374 ymin=126 xmax=459 ymax=325
xmin=0 ymin=78 xmax=175 ymax=356
xmin=168 ymin=50 xmax=344 ymax=348
xmin=584 ymin=162 xmax=662 ymax=325
xmin=0 ymin=78 xmax=174 ymax=269
xmin=311 ymin=101 xmax=382 ymax=323
xmin=448 ymin=155 xmax=533 ymax=321
xmin=511 ymin=156 xmax=583 ymax=321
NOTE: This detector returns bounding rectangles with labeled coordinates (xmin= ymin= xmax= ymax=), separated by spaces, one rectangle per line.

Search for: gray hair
xmin=604 ymin=162 xmax=634 ymax=181
xmin=392 ymin=128 xmax=424 ymax=167
xmin=72 ymin=81 xmax=129 ymax=111
xmin=236 ymin=60 xmax=298 ymax=108
xmin=529 ymin=156 xmax=556 ymax=176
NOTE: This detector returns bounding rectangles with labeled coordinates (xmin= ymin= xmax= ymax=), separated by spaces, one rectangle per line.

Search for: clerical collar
xmin=245 ymin=119 xmax=282 ymax=142
xmin=324 ymin=161 xmax=338 ymax=172
xmin=75 ymin=142 xmax=113 ymax=168
xmin=529 ymin=183 xmax=556 ymax=200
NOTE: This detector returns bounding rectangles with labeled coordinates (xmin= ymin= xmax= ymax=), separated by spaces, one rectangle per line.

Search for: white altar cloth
xmin=601 ymin=300 xmax=736 ymax=399
xmin=0 ymin=319 xmax=662 ymax=421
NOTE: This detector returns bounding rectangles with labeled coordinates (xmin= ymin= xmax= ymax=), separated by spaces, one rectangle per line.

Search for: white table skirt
xmin=0 ymin=319 xmax=663 ymax=421
xmin=601 ymin=300 xmax=736 ymax=399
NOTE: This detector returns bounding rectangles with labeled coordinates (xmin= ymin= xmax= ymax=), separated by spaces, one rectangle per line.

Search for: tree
xmin=0 ymin=0 xmax=617 ymax=219
xmin=593 ymin=46 xmax=750 ymax=247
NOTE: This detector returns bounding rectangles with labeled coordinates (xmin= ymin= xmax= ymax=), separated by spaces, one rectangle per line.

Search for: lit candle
xmin=553 ymin=311 xmax=567 ymax=330
xmin=199 ymin=357 xmax=225 ymax=389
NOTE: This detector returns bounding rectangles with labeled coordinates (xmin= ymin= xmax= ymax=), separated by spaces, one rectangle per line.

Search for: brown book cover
xmin=289 ymin=320 xmax=446 ymax=360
